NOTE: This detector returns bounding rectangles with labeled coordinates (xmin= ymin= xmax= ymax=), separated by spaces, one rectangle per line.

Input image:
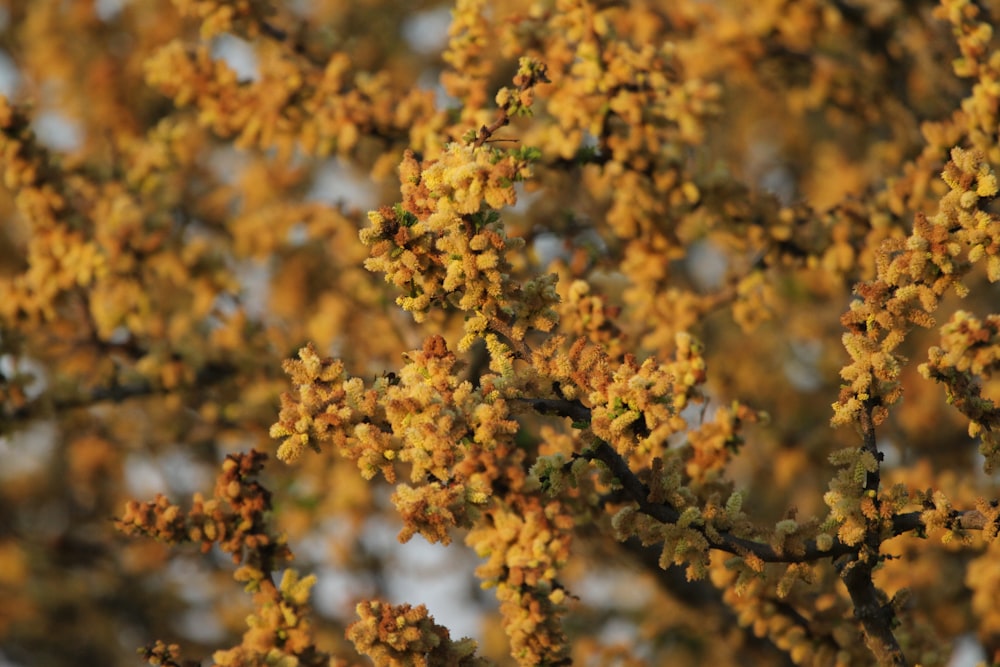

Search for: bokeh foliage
xmin=2 ymin=1 xmax=1000 ymax=666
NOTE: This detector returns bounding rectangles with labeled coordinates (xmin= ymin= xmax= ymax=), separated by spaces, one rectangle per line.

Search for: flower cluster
xmin=544 ymin=332 xmax=706 ymax=462
xmin=116 ymin=451 xmax=291 ymax=576
xmin=821 ymin=447 xmax=900 ymax=547
xmin=270 ymin=336 xmax=520 ymax=544
xmin=347 ymin=601 xmax=488 ymax=667
xmin=920 ymin=310 xmax=1000 ymax=470
xmin=441 ymin=0 xmax=495 ymax=117
xmin=145 ymin=26 xmax=436 ymax=160
xmin=361 ymin=139 xmax=559 ymax=355
xmin=173 ymin=0 xmax=275 ymax=40
xmin=269 ymin=329 xmax=579 ymax=664
xmin=834 ymin=147 xmax=1000 ymax=430
xmin=118 ymin=453 xmax=332 ymax=667
xmin=0 ymin=99 xmax=105 ymax=323
xmin=211 ymin=569 xmax=327 ymax=667
xmin=466 ymin=497 xmax=574 ymax=665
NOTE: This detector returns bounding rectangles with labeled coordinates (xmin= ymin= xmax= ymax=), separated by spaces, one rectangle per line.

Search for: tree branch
xmin=520 ymin=397 xmax=996 ymax=562
xmin=838 ymin=400 xmax=907 ymax=667
xmin=582 ymin=438 xmax=856 ymax=563
xmin=4 ymin=361 xmax=240 ymax=427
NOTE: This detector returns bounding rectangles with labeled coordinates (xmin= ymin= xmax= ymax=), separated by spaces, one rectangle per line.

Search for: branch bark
xmin=520 ymin=396 xmax=994 ymax=556
xmin=838 ymin=400 xmax=907 ymax=667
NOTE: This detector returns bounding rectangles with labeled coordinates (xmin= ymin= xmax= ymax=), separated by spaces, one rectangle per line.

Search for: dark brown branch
xmin=472 ymin=116 xmax=511 ymax=149
xmin=5 ymin=361 xmax=239 ymax=426
xmin=519 ymin=398 xmax=592 ymax=423
xmin=583 ymin=439 xmax=856 ymax=563
xmin=840 ymin=555 xmax=906 ymax=667
xmin=858 ymin=397 xmax=882 ymax=494
xmin=520 ymin=397 xmax=996 ymax=565
xmin=471 ymin=61 xmax=548 ymax=149
xmin=520 ymin=395 xmax=992 ymax=667
xmin=839 ymin=400 xmax=907 ymax=667
xmin=522 ymin=396 xmax=838 ymax=560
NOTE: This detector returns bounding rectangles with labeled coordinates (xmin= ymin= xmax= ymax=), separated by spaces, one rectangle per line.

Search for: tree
xmin=1 ymin=0 xmax=1000 ymax=665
